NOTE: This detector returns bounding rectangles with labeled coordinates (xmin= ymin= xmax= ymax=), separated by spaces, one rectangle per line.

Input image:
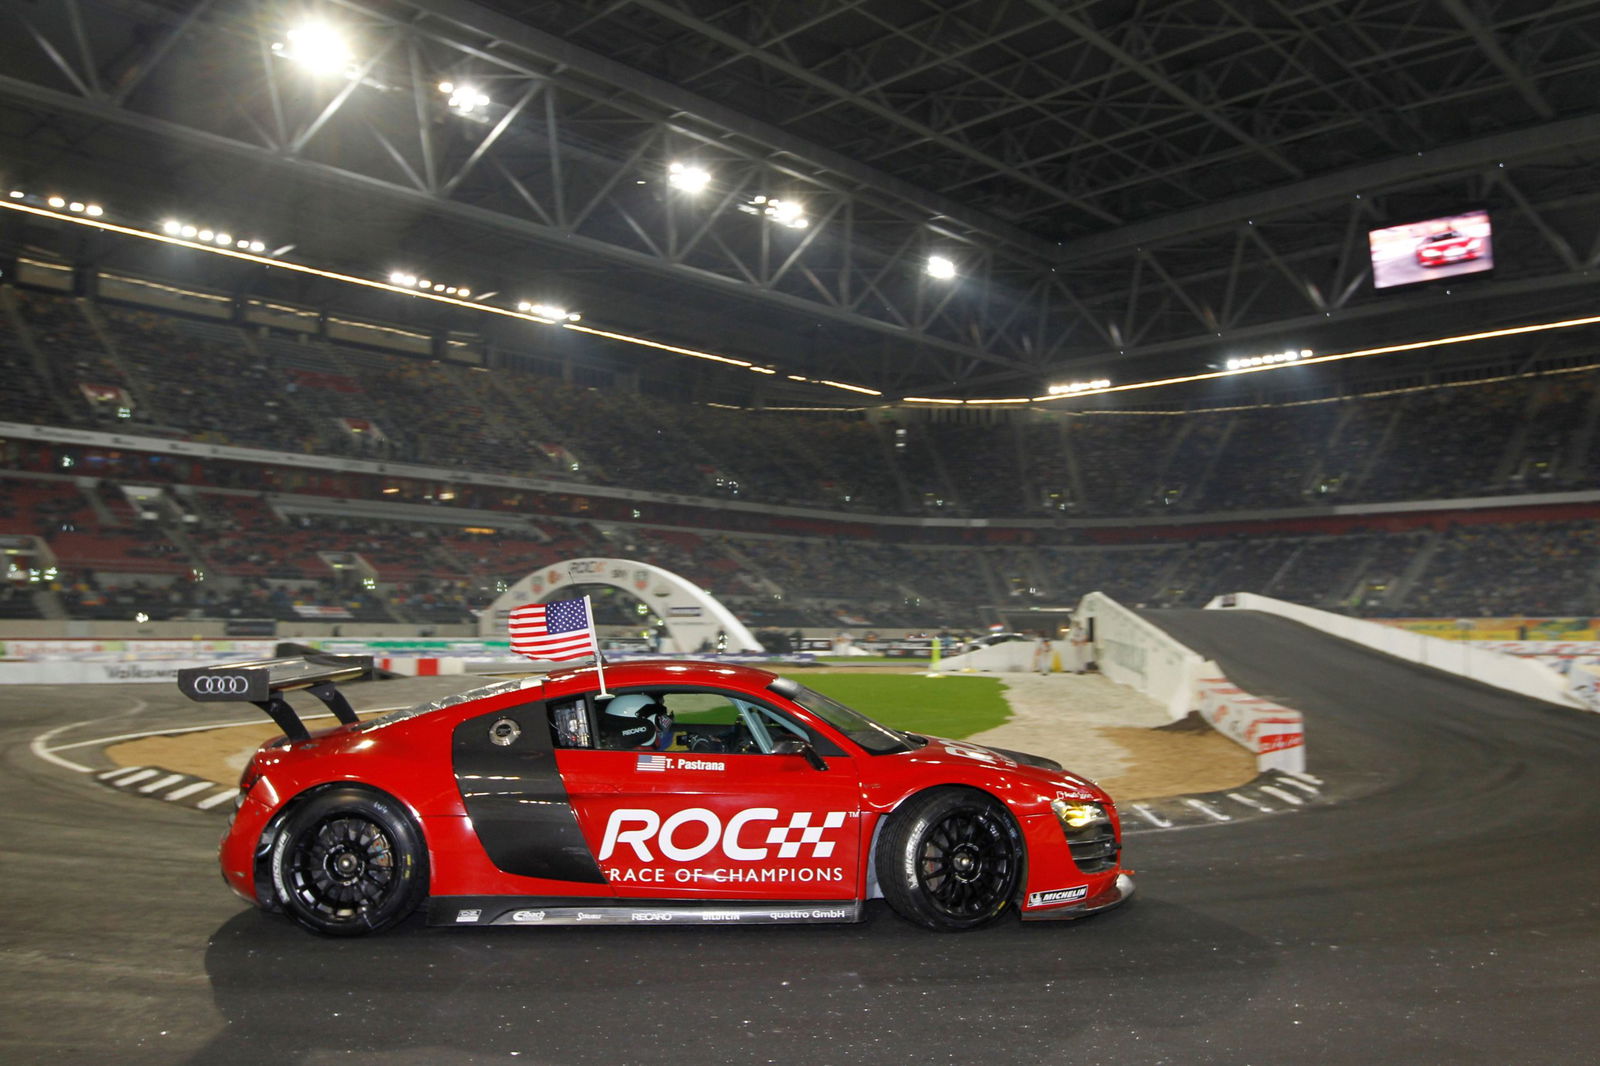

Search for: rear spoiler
xmin=177 ymin=654 xmax=375 ymax=742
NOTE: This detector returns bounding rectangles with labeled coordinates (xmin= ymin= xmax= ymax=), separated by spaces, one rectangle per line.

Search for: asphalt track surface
xmin=3 ymin=610 xmax=1598 ymax=1065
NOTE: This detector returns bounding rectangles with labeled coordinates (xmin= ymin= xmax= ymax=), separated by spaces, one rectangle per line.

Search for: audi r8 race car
xmin=178 ymin=655 xmax=1133 ymax=936
xmin=1414 ymin=228 xmax=1485 ymax=266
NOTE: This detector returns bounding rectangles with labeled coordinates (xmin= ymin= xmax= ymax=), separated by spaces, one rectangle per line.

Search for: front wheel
xmin=876 ymin=788 xmax=1022 ymax=932
xmin=269 ymin=787 xmax=428 ymax=937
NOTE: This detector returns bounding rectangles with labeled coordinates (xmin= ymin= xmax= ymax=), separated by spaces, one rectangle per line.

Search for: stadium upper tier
xmin=4 ymin=286 xmax=1598 ymax=521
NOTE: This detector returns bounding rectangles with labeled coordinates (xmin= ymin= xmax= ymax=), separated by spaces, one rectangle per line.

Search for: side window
xmin=548 ymin=697 xmax=592 ymax=749
xmin=657 ymin=691 xmax=812 ymax=755
xmin=663 ymin=691 xmax=739 ymax=726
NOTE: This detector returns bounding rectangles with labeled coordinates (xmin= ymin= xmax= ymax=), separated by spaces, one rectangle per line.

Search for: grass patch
xmin=780 ymin=672 xmax=1010 ymax=740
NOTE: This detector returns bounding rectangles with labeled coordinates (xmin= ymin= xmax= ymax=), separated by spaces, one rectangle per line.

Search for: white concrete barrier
xmin=938 ymin=641 xmax=1044 ymax=673
xmin=0 ymin=638 xmax=276 ymax=662
xmin=1077 ymin=591 xmax=1217 ymax=721
xmin=0 ymin=659 xmax=225 ymax=685
xmin=1206 ymin=593 xmax=1588 ymax=711
xmin=1076 ymin=591 xmax=1309 ymax=773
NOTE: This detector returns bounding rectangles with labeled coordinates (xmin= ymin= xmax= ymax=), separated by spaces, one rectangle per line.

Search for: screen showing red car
xmin=1369 ymin=209 xmax=1493 ymax=290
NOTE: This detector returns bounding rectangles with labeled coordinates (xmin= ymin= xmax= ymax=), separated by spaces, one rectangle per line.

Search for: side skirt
xmin=429 ymin=897 xmax=865 ymax=927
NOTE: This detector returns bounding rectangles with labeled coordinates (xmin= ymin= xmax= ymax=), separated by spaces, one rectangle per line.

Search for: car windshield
xmin=770 ymin=678 xmax=911 ymax=754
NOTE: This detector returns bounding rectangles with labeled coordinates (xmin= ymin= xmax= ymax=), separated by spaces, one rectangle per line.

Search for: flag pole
xmin=586 ymin=595 xmax=613 ymax=697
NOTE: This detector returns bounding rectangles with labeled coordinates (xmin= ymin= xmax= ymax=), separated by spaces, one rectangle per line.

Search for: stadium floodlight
xmin=441 ymin=82 xmax=491 ymax=115
xmin=67 ymin=202 xmax=85 ymax=212
xmin=740 ymin=195 xmax=808 ymax=228
xmin=7 ymin=190 xmax=22 ymax=199
xmin=85 ymin=204 xmax=104 ymax=217
xmin=161 ymin=220 xmax=181 ymax=235
xmin=180 ymin=224 xmax=197 ymax=238
xmin=47 ymin=196 xmax=65 ymax=208
xmin=273 ymin=22 xmax=355 ymax=78
xmin=926 ymin=255 xmax=956 ymax=280
xmin=667 ymin=161 xmax=711 ymax=193
xmin=764 ymin=197 xmax=807 ymax=228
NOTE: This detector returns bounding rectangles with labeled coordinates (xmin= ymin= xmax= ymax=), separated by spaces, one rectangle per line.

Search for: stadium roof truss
xmin=1 ymin=0 xmax=1599 ymax=399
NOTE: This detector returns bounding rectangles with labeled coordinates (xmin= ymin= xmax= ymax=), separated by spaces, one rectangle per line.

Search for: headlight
xmin=1051 ymin=799 xmax=1118 ymax=873
xmin=1051 ymin=798 xmax=1108 ymax=830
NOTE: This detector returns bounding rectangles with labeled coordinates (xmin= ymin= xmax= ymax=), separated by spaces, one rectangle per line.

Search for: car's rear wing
xmin=177 ymin=654 xmax=375 ymax=741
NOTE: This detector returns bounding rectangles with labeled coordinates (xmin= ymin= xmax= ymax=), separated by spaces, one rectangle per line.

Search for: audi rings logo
xmin=191 ymin=673 xmax=252 ymax=696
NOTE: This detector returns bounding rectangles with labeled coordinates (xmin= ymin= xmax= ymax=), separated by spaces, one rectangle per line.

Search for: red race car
xmin=178 ymin=655 xmax=1133 ymax=936
xmin=1414 ymin=229 xmax=1485 ymax=266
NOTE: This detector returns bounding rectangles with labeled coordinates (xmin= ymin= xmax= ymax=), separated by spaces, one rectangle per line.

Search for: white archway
xmin=480 ymin=557 xmax=762 ymax=654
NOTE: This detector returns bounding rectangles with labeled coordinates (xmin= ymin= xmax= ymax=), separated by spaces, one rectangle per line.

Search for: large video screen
xmin=1369 ymin=209 xmax=1493 ymax=290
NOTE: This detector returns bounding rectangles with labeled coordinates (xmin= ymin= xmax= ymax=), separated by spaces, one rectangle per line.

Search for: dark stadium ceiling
xmin=2 ymin=0 xmax=1600 ymax=402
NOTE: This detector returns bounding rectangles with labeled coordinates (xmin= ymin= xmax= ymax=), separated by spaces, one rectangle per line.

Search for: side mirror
xmin=772 ymin=737 xmax=828 ymax=771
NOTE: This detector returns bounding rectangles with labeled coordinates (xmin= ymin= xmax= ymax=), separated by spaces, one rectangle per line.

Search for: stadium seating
xmin=5 ymin=284 xmax=1599 ymax=629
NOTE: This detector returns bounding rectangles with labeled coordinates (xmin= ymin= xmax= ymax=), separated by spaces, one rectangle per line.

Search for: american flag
xmin=635 ymin=754 xmax=669 ymax=772
xmin=509 ymin=597 xmax=598 ymax=662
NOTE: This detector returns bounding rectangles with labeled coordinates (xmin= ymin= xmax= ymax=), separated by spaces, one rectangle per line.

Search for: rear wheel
xmin=876 ymin=788 xmax=1022 ymax=931
xmin=269 ymin=788 xmax=428 ymax=937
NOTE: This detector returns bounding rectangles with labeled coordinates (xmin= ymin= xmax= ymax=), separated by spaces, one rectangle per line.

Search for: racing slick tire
xmin=876 ymin=787 xmax=1023 ymax=932
xmin=269 ymin=787 xmax=429 ymax=937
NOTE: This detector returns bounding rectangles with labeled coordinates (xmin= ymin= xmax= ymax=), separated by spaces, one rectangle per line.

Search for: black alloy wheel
xmin=270 ymin=788 xmax=428 ymax=936
xmin=877 ymin=788 xmax=1022 ymax=931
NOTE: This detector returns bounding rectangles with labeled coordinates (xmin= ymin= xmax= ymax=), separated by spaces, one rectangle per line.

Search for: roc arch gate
xmin=479 ymin=557 xmax=761 ymax=654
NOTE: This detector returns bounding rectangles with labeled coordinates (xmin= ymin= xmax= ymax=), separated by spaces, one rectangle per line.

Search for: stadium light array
xmin=740 ymin=195 xmax=808 ymax=229
xmin=926 ymin=255 xmax=957 ymax=280
xmin=162 ymin=219 xmax=266 ymax=253
xmin=271 ymin=22 xmax=356 ymax=78
xmin=439 ymin=81 xmax=491 ymax=115
xmin=517 ymin=302 xmax=581 ymax=323
xmin=9 ymin=189 xmax=108 ymax=216
xmin=1047 ymin=378 xmax=1112 ymax=395
xmin=667 ymin=162 xmax=712 ymax=193
xmin=1226 ymin=348 xmax=1312 ymax=371
xmin=391 ymin=272 xmax=473 ymax=297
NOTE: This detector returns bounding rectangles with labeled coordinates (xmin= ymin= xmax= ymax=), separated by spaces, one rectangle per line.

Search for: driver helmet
xmin=599 ymin=694 xmax=672 ymax=749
